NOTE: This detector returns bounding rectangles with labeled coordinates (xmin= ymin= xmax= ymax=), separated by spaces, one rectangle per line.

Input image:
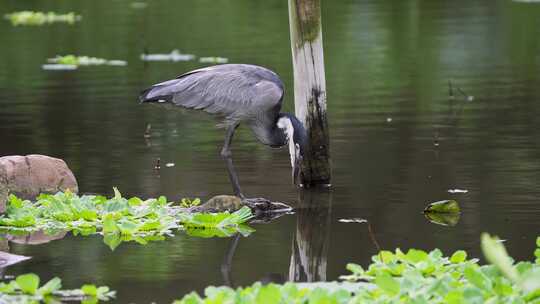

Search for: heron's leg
xmin=221 ymin=233 xmax=241 ymax=287
xmin=221 ymin=123 xmax=244 ymax=198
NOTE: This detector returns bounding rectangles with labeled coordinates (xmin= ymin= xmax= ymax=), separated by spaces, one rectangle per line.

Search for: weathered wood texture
xmin=289 ymin=190 xmax=332 ymax=281
xmin=288 ymin=0 xmax=331 ymax=186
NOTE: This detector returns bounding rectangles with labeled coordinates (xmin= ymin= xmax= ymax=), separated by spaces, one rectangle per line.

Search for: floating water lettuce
xmin=175 ymin=235 xmax=540 ymax=303
xmin=4 ymin=11 xmax=81 ymax=26
xmin=199 ymin=57 xmax=228 ymax=64
xmin=43 ymin=55 xmax=127 ymax=70
xmin=140 ymin=50 xmax=195 ymax=62
xmin=0 ymin=189 xmax=254 ymax=249
xmin=0 ymin=273 xmax=114 ymax=303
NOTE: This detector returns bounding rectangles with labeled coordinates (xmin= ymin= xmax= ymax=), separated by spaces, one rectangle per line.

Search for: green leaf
xmin=82 ymin=284 xmax=98 ymax=296
xmin=102 ymin=214 xmax=118 ymax=234
xmin=444 ymin=290 xmax=464 ymax=304
xmin=112 ymin=187 xmax=122 ymax=200
xmin=0 ymin=281 xmax=17 ymax=293
xmin=481 ymin=233 xmax=519 ymax=283
xmin=424 ymin=200 xmax=460 ymax=214
xmin=117 ymin=220 xmax=138 ymax=235
xmin=103 ymin=233 xmax=122 ymax=251
xmin=405 ymin=249 xmax=429 ymax=264
xmin=16 ymin=273 xmax=40 ymax=295
xmin=38 ymin=277 xmax=62 ymax=295
xmin=374 ymin=273 xmax=400 ymax=296
xmin=8 ymin=194 xmax=24 ymax=208
xmin=378 ymin=250 xmax=396 ymax=263
xmin=346 ymin=263 xmax=364 ymax=275
xmin=255 ymin=284 xmax=281 ymax=304
xmin=464 ymin=266 xmax=492 ymax=291
xmin=450 ymin=250 xmax=468 ymax=263
xmin=128 ymin=197 xmax=143 ymax=206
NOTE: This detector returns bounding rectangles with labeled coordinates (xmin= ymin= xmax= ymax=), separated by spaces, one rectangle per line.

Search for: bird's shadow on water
xmin=220 ymin=188 xmax=333 ymax=287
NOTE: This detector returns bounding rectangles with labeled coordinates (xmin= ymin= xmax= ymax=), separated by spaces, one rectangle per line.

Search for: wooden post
xmin=288 ymin=0 xmax=331 ymax=186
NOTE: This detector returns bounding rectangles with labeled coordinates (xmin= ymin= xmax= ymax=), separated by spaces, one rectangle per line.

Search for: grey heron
xmin=140 ymin=64 xmax=307 ymax=198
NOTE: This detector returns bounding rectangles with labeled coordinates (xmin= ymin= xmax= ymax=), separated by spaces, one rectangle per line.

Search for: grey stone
xmin=0 ymin=155 xmax=78 ymax=213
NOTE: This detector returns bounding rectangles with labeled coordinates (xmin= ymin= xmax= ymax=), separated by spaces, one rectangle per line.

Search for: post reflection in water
xmin=289 ymin=189 xmax=332 ymax=282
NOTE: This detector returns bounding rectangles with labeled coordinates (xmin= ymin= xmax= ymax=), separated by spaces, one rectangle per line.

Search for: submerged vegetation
xmin=0 ymin=273 xmax=114 ymax=303
xmin=174 ymin=234 xmax=540 ymax=303
xmin=0 ymin=189 xmax=254 ymax=249
xmin=4 ymin=11 xmax=81 ymax=26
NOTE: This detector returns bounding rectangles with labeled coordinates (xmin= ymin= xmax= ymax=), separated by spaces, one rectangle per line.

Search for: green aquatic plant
xmin=43 ymin=55 xmax=127 ymax=70
xmin=423 ymin=199 xmax=461 ymax=226
xmin=0 ymin=273 xmax=114 ymax=303
xmin=175 ymin=234 xmax=540 ymax=303
xmin=199 ymin=57 xmax=228 ymax=64
xmin=4 ymin=11 xmax=81 ymax=26
xmin=180 ymin=198 xmax=201 ymax=208
xmin=0 ymin=189 xmax=254 ymax=249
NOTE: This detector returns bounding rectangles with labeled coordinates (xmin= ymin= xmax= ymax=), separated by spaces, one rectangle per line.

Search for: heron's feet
xmin=240 ymin=197 xmax=293 ymax=214
xmin=189 ymin=195 xmax=293 ymax=221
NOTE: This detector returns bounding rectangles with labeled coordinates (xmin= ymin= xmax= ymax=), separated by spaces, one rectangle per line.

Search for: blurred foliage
xmin=175 ymin=234 xmax=540 ymax=303
xmin=0 ymin=273 xmax=114 ymax=303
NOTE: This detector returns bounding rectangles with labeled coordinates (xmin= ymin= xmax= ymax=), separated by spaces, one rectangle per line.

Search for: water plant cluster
xmin=0 ymin=273 xmax=114 ymax=303
xmin=140 ymin=50 xmax=229 ymax=64
xmin=43 ymin=55 xmax=127 ymax=70
xmin=0 ymin=189 xmax=254 ymax=250
xmin=4 ymin=11 xmax=81 ymax=26
xmin=174 ymin=234 xmax=540 ymax=303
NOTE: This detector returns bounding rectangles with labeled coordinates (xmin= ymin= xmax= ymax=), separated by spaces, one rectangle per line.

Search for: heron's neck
xmin=276 ymin=114 xmax=297 ymax=166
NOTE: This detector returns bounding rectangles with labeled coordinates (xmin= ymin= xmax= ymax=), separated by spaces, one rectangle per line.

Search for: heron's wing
xmin=140 ymin=65 xmax=284 ymax=123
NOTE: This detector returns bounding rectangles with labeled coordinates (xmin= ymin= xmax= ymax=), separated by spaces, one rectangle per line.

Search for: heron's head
xmin=277 ymin=113 xmax=307 ymax=187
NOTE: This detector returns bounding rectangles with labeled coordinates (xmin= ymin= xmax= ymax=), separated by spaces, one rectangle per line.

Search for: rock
xmin=0 ymin=155 xmax=78 ymax=213
xmin=6 ymin=230 xmax=67 ymax=245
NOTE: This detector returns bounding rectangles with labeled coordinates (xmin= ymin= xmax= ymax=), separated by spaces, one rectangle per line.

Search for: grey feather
xmin=140 ymin=64 xmax=285 ymax=127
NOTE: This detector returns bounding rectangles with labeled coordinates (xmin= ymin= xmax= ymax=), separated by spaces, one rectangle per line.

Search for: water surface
xmin=1 ymin=0 xmax=540 ymax=302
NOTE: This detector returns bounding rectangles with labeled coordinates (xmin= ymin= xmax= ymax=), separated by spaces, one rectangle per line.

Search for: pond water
xmin=1 ymin=0 xmax=540 ymax=302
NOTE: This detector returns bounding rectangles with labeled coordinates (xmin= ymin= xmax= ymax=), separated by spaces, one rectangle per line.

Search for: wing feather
xmin=140 ymin=64 xmax=284 ymax=124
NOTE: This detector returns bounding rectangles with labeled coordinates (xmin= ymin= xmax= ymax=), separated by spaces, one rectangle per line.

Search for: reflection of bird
xmin=140 ymin=64 xmax=307 ymax=198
